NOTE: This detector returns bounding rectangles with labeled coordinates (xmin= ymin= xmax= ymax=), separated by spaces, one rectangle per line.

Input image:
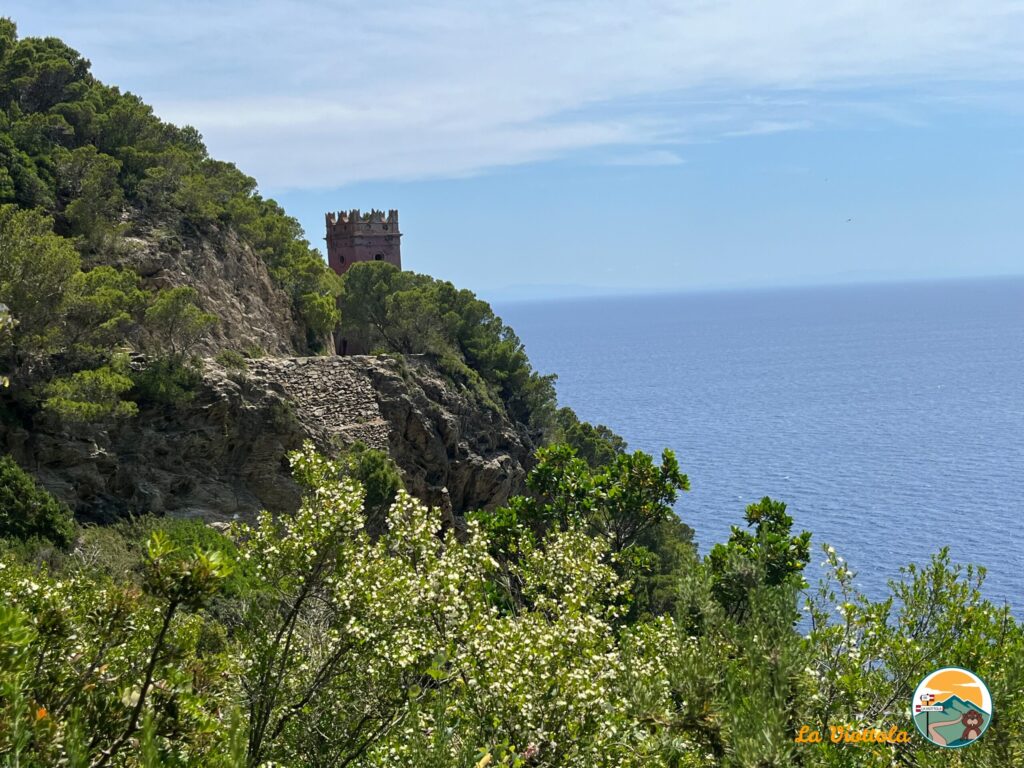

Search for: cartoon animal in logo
xmin=927 ymin=709 xmax=985 ymax=747
xmin=960 ymin=709 xmax=983 ymax=742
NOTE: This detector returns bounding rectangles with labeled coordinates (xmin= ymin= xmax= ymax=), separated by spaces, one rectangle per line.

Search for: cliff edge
xmin=2 ymin=355 xmax=534 ymax=523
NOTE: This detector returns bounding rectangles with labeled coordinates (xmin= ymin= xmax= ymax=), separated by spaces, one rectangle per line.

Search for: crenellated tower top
xmin=325 ymin=208 xmax=401 ymax=275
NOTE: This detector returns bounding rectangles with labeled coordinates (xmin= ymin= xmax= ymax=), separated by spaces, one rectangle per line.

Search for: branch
xmin=90 ymin=598 xmax=179 ymax=768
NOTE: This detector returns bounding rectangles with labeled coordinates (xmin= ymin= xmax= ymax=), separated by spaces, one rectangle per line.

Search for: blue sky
xmin=7 ymin=1 xmax=1024 ymax=301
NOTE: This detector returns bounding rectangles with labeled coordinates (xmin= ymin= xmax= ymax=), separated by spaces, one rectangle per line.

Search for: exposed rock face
xmin=351 ymin=356 xmax=533 ymax=516
xmin=113 ymin=223 xmax=307 ymax=356
xmin=2 ymin=356 xmax=534 ymax=524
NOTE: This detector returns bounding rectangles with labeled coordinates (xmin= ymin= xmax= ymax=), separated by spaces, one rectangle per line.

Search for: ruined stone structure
xmin=325 ymin=208 xmax=402 ymax=276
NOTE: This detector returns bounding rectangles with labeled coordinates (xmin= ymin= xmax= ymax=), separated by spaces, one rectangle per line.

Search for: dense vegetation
xmin=0 ymin=203 xmax=213 ymax=420
xmin=2 ymin=442 xmax=1021 ymax=767
xmin=0 ymin=20 xmax=338 ymax=336
xmin=0 ymin=455 xmax=74 ymax=548
xmin=338 ymin=261 xmax=558 ymax=432
xmin=0 ymin=19 xmax=340 ymax=423
xmin=2 ymin=19 xmax=1022 ymax=768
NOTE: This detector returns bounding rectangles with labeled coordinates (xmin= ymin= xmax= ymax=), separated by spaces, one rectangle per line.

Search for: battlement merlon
xmin=325 ymin=209 xmax=401 ymax=235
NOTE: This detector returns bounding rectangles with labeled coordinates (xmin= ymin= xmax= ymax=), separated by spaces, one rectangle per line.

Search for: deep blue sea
xmin=498 ymin=278 xmax=1024 ymax=612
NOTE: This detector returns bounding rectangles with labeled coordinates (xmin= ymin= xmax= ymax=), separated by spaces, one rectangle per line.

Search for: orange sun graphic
xmin=925 ymin=669 xmax=988 ymax=711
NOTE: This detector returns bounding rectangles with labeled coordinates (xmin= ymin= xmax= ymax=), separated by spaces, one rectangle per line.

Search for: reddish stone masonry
xmin=325 ymin=208 xmax=402 ymax=276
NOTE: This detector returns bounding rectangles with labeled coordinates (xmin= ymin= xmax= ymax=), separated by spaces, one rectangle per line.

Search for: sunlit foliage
xmin=2 ymin=442 xmax=1018 ymax=767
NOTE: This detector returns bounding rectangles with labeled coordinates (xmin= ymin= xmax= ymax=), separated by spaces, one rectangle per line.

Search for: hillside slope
xmin=0 ymin=19 xmax=339 ymax=357
xmin=115 ymin=222 xmax=305 ymax=356
xmin=1 ymin=355 xmax=534 ymax=522
xmin=0 ymin=20 xmax=545 ymax=522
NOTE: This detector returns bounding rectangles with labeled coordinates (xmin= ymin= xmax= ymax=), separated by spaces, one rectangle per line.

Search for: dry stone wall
xmin=248 ymin=357 xmax=391 ymax=451
xmin=249 ymin=355 xmax=535 ymax=519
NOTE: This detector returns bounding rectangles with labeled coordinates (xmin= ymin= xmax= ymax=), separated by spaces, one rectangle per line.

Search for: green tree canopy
xmin=63 ymin=265 xmax=145 ymax=357
xmin=0 ymin=453 xmax=75 ymax=547
xmin=0 ymin=204 xmax=79 ymax=369
xmin=707 ymin=496 xmax=812 ymax=622
xmin=510 ymin=443 xmax=690 ymax=553
xmin=339 ymin=261 xmax=557 ymax=429
xmin=142 ymin=285 xmax=216 ymax=360
xmin=0 ymin=21 xmax=339 ymax=349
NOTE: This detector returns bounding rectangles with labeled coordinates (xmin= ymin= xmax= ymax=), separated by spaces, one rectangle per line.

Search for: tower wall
xmin=325 ymin=208 xmax=402 ymax=275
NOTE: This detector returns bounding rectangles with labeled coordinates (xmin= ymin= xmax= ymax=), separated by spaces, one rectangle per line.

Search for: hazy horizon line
xmin=488 ymin=271 xmax=1024 ymax=306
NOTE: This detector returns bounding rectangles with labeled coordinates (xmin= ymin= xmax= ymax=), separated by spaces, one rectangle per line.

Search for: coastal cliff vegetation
xmin=1 ymin=20 xmax=1022 ymax=768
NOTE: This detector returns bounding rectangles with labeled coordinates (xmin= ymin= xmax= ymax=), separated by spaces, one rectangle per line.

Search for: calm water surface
xmin=498 ymin=278 xmax=1024 ymax=610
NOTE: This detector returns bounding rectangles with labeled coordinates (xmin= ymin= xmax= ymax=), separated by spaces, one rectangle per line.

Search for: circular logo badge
xmin=912 ymin=667 xmax=992 ymax=748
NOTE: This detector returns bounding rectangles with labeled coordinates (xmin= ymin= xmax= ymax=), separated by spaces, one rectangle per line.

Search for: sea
xmin=497 ymin=277 xmax=1024 ymax=613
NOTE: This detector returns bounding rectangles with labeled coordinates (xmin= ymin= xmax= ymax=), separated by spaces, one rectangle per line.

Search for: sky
xmin=6 ymin=1 xmax=1024 ymax=301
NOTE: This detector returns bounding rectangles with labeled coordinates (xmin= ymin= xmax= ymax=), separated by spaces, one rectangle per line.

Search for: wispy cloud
xmin=8 ymin=0 xmax=1024 ymax=187
xmin=602 ymin=150 xmax=687 ymax=166
xmin=725 ymin=120 xmax=813 ymax=137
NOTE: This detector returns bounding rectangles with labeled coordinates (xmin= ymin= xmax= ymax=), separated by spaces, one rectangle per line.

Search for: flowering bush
xmin=0 ymin=442 xmax=1021 ymax=767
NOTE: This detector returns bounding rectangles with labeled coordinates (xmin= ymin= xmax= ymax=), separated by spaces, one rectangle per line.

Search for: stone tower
xmin=325 ymin=208 xmax=401 ymax=276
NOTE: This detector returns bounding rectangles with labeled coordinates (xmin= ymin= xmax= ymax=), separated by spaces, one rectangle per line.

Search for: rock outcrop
xmin=113 ymin=223 xmax=307 ymax=356
xmin=2 ymin=355 xmax=534 ymax=524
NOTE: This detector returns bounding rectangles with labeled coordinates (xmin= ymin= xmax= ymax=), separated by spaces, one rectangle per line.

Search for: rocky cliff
xmin=2 ymin=355 xmax=534 ymax=524
xmin=112 ymin=222 xmax=308 ymax=356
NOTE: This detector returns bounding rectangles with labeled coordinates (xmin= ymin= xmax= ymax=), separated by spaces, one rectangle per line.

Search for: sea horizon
xmin=490 ymin=271 xmax=1024 ymax=307
xmin=500 ymin=275 xmax=1024 ymax=612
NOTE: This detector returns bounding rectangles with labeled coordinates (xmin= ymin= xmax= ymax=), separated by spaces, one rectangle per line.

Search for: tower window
xmin=374 ymin=253 xmax=383 ymax=261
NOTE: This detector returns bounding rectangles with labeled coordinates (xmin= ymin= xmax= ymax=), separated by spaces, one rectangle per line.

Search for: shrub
xmin=130 ymin=357 xmax=203 ymax=406
xmin=336 ymin=440 xmax=404 ymax=534
xmin=0 ymin=454 xmax=75 ymax=548
xmin=152 ymin=517 xmax=255 ymax=597
xmin=75 ymin=516 xmax=256 ymax=598
xmin=42 ymin=355 xmax=138 ymax=422
xmin=214 ymin=349 xmax=248 ymax=371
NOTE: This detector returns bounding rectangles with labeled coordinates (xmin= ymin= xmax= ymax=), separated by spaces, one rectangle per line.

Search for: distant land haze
xmin=499 ymin=276 xmax=1024 ymax=613
xmin=478 ymin=271 xmax=1023 ymax=304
